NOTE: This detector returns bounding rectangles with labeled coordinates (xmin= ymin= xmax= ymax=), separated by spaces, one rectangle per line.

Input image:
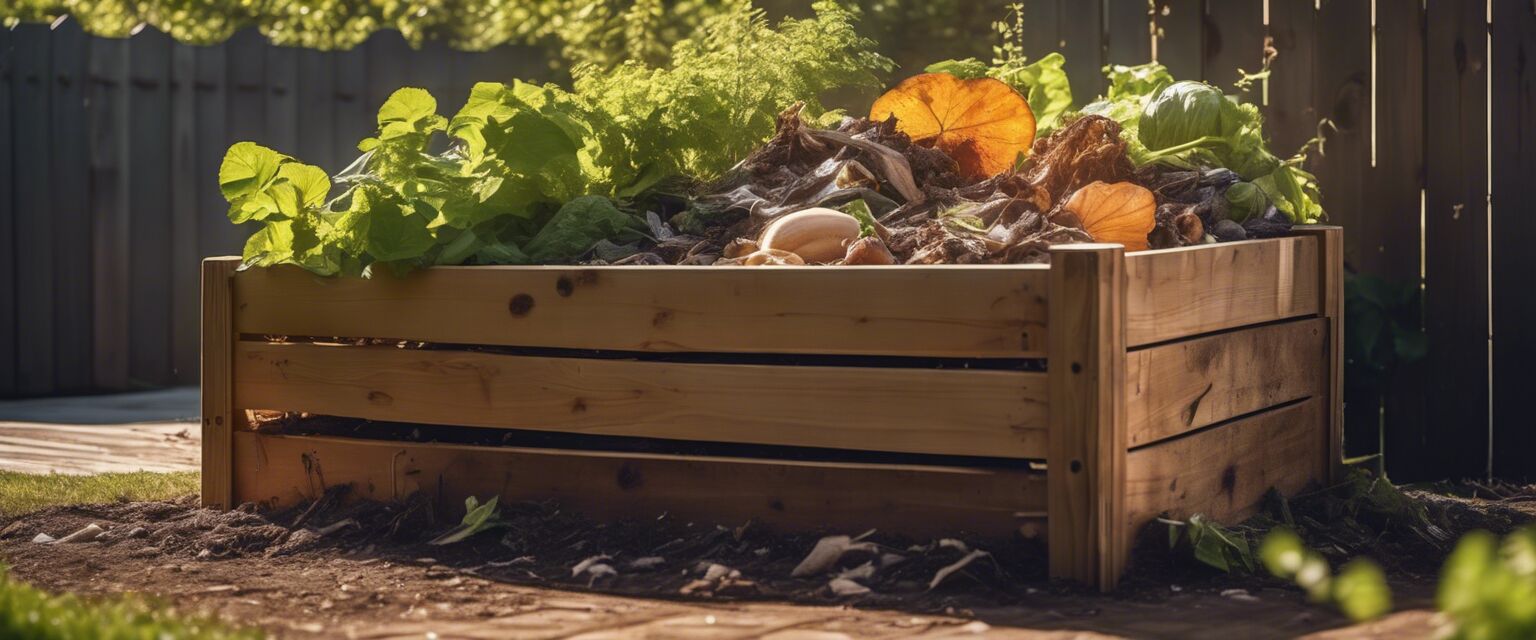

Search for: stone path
xmin=0 ymin=388 xmax=200 ymax=474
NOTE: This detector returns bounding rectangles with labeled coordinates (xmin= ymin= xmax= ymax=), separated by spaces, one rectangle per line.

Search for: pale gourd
xmin=758 ymin=208 xmax=862 ymax=263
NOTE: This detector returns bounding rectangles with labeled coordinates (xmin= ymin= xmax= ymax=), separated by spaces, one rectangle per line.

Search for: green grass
xmin=0 ymin=564 xmax=260 ymax=639
xmin=0 ymin=470 xmax=258 ymax=637
xmin=0 ymin=471 xmax=199 ymax=516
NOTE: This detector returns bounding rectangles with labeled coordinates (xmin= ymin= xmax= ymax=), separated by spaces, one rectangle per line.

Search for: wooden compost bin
xmin=200 ymin=227 xmax=1342 ymax=590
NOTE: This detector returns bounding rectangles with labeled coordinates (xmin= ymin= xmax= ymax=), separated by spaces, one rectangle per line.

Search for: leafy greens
xmin=220 ymin=1 xmax=891 ymax=276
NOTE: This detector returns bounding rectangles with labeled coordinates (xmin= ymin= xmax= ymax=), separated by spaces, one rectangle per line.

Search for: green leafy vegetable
xmin=428 ymin=495 xmax=505 ymax=546
xmin=221 ymin=1 xmax=891 ymax=276
xmin=841 ymin=199 xmax=879 ymax=238
xmin=1165 ymin=513 xmax=1256 ymax=573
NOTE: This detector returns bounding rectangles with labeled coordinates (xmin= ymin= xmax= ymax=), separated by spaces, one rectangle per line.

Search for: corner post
xmin=201 ymin=257 xmax=239 ymax=509
xmin=1293 ymin=226 xmax=1345 ymax=483
xmin=1046 ymin=244 xmax=1128 ymax=591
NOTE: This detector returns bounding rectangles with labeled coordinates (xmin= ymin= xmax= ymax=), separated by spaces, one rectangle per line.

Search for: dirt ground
xmin=2 ymin=479 xmax=1532 ymax=639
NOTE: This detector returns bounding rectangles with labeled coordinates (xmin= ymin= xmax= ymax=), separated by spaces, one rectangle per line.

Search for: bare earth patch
xmin=3 ymin=482 xmax=1530 ymax=638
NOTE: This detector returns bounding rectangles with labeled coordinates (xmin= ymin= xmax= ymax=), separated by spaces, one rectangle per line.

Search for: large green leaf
xmin=377 ymin=87 xmax=447 ymax=140
xmin=219 ymin=142 xmax=283 ymax=202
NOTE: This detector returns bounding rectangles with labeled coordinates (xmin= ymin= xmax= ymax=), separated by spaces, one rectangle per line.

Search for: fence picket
xmin=1057 ymin=0 xmax=1105 ymax=99
xmin=1422 ymin=0 xmax=1490 ymax=480
xmin=12 ymin=25 xmax=56 ymax=396
xmin=170 ymin=43 xmax=200 ymax=385
xmin=0 ymin=27 xmax=16 ymax=396
xmin=50 ymin=20 xmax=93 ymax=393
xmin=1105 ymin=0 xmax=1151 ymax=70
xmin=1374 ymin=0 xmax=1430 ymax=480
xmin=88 ymin=37 xmax=129 ymax=391
xmin=1264 ymin=0 xmax=1316 ymax=158
xmin=297 ymin=49 xmax=337 ymax=172
xmin=127 ymin=28 xmax=174 ymax=387
xmin=1490 ymin=0 xmax=1536 ymax=481
xmin=1152 ymin=0 xmax=1202 ymax=80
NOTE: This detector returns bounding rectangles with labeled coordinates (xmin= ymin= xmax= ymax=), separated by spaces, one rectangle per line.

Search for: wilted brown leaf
xmin=1062 ymin=181 xmax=1157 ymax=251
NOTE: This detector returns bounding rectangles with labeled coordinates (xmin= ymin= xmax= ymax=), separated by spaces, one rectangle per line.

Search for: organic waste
xmin=219 ymin=5 xmax=1319 ymax=275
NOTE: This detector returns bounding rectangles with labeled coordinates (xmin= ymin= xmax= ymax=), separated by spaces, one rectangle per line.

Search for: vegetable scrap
xmin=219 ymin=4 xmax=1321 ymax=276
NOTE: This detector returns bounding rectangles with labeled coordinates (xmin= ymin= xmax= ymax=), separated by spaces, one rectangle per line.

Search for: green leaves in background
xmin=1260 ymin=528 xmax=1392 ymax=623
xmin=1436 ymin=527 xmax=1536 ymax=639
xmin=1345 ymin=274 xmax=1428 ymax=394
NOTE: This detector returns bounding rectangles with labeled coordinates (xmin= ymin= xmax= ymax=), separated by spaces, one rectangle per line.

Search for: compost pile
xmin=218 ymin=3 xmax=1322 ymax=276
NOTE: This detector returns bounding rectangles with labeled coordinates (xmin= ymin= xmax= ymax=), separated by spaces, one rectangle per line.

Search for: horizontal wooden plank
xmin=1124 ymin=397 xmax=1326 ymax=548
xmin=1126 ymin=236 xmax=1319 ymax=346
xmin=1125 ymin=318 xmax=1327 ymax=447
xmin=234 ymin=341 xmax=1049 ymax=459
xmin=232 ymin=263 xmax=1050 ymax=358
xmin=232 ymin=432 xmax=1046 ymax=537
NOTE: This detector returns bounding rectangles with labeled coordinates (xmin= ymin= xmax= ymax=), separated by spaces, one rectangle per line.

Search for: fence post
xmin=1047 ymin=243 xmax=1128 ymax=591
xmin=201 ymin=257 xmax=239 ymax=509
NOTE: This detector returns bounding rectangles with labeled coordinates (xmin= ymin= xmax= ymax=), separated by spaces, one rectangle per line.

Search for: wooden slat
xmin=170 ymin=43 xmax=200 ymax=385
xmin=233 ymin=432 xmax=1047 ymax=537
xmin=1264 ymin=0 xmax=1317 ymax=157
xmin=1312 ymin=0 xmax=1371 ymax=270
xmin=1017 ymin=0 xmax=1062 ymax=66
xmin=1125 ymin=236 xmax=1319 ymax=346
xmin=1491 ymin=0 xmax=1536 ymax=482
xmin=1126 ymin=318 xmax=1326 ymax=448
xmin=263 ymin=44 xmax=298 ymax=154
xmin=1293 ymin=226 xmax=1344 ymax=482
xmin=1374 ymin=0 xmax=1429 ymax=479
xmin=127 ymin=29 xmax=173 ymax=387
xmin=1153 ymin=0 xmax=1204 ymax=81
xmin=295 ymin=48 xmax=337 ymax=172
xmin=331 ymin=45 xmax=371 ymax=164
xmin=1125 ymin=397 xmax=1327 ymax=551
xmin=1423 ymin=0 xmax=1489 ymax=480
xmin=365 ymin=31 xmax=413 ymax=117
xmin=0 ymin=26 xmax=17 ymax=396
xmin=194 ymin=43 xmax=239 ymax=258
xmin=1057 ymin=0 xmax=1105 ymax=99
xmin=233 ymin=341 xmax=1049 ymax=459
xmin=1106 ymin=0 xmax=1152 ymax=69
xmin=1046 ymin=244 xmax=1126 ymax=591
xmin=12 ymin=24 xmax=55 ymax=396
xmin=50 ymin=20 xmax=92 ymax=393
xmin=1201 ymin=0 xmax=1264 ymax=88
xmin=88 ymin=37 xmax=130 ymax=390
xmin=233 ymin=264 xmax=1051 ymax=358
xmin=202 ymin=258 xmax=239 ymax=509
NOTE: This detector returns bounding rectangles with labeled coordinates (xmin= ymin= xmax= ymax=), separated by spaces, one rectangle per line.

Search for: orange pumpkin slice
xmin=1062 ymin=181 xmax=1156 ymax=251
xmin=870 ymin=72 xmax=1036 ymax=179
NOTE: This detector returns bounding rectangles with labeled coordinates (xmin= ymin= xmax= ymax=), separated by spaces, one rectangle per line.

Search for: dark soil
xmin=1 ymin=476 xmax=1531 ymax=638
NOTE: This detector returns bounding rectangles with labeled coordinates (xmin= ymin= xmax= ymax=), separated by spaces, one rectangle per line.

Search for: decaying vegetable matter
xmin=218 ymin=3 xmax=1316 ymax=275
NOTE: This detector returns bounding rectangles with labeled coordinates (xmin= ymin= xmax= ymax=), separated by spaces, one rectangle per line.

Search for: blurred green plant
xmin=1345 ymin=273 xmax=1428 ymax=393
xmin=1436 ymin=527 xmax=1536 ymax=639
xmin=1259 ymin=528 xmax=1393 ymax=623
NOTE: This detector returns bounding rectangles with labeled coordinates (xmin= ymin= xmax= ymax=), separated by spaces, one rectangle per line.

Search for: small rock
xmin=627 ymin=556 xmax=665 ymax=570
xmin=196 ymin=549 xmax=212 ymax=560
xmin=828 ymin=577 xmax=871 ymax=596
xmin=56 ymin=524 xmax=104 ymax=544
xmin=1221 ymin=588 xmax=1260 ymax=603
xmin=31 ymin=533 xmax=55 ymax=544
xmin=125 ymin=527 xmax=148 ymax=539
xmin=570 ymin=555 xmax=612 ymax=578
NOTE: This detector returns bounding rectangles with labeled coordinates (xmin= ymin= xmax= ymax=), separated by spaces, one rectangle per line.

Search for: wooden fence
xmin=0 ymin=0 xmax=1532 ymax=481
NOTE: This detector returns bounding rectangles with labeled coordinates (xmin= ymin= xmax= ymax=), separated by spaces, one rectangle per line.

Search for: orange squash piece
xmin=1062 ymin=181 xmax=1157 ymax=251
xmin=870 ymin=73 xmax=1036 ymax=180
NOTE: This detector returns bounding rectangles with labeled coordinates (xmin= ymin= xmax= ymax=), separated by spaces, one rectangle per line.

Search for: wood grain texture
xmin=170 ymin=43 xmax=201 ymax=386
xmin=1047 ymin=244 xmax=1127 ymax=591
xmin=88 ymin=37 xmax=130 ymax=391
xmin=12 ymin=24 xmax=55 ymax=395
xmin=1491 ymin=0 xmax=1536 ymax=482
xmin=49 ymin=21 xmax=93 ymax=392
xmin=1373 ymin=0 xmax=1428 ymax=479
xmin=233 ymin=341 xmax=1049 ymax=459
xmin=232 ymin=432 xmax=1047 ymax=538
xmin=1312 ymin=0 xmax=1371 ymax=269
xmin=127 ymin=29 xmax=173 ymax=387
xmin=1264 ymin=0 xmax=1317 ymax=157
xmin=1423 ymin=0 xmax=1490 ymax=480
xmin=1292 ymin=226 xmax=1344 ymax=482
xmin=233 ymin=265 xmax=1050 ymax=358
xmin=1126 ymin=318 xmax=1326 ymax=448
xmin=1126 ymin=236 xmax=1319 ymax=346
xmin=1153 ymin=0 xmax=1204 ymax=81
xmin=202 ymin=258 xmax=239 ymax=508
xmin=1125 ymin=397 xmax=1327 ymax=554
xmin=0 ymin=26 xmax=13 ymax=396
